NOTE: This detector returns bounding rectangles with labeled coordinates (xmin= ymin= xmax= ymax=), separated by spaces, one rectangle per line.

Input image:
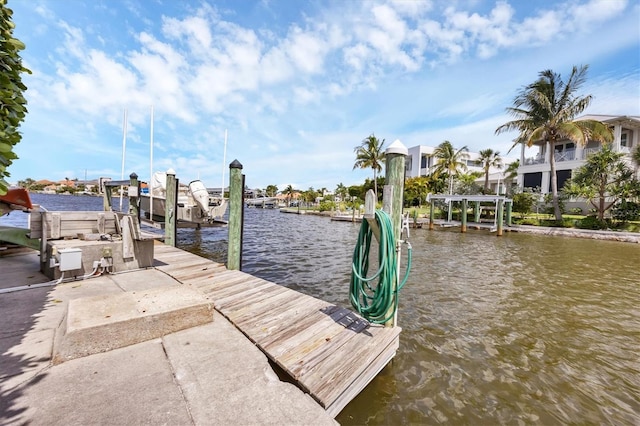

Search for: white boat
xmin=140 ymin=172 xmax=228 ymax=226
xmin=245 ymin=196 xmax=278 ymax=208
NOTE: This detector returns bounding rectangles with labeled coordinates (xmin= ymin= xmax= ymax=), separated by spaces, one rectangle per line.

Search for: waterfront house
xmin=404 ymin=145 xmax=517 ymax=193
xmin=515 ymin=114 xmax=640 ymax=194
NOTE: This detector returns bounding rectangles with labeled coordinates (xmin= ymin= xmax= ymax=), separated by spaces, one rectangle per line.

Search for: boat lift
xmin=426 ymin=194 xmax=513 ymax=235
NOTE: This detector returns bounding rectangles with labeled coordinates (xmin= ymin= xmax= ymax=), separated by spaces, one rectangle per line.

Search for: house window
xmin=524 ymin=172 xmax=542 ymax=189
xmin=421 ymin=155 xmax=428 ymax=168
xmin=621 ymin=132 xmax=628 ymax=147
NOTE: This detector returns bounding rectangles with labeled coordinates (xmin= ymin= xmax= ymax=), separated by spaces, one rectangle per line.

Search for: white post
xmin=119 ymin=108 xmax=127 ymax=212
xmin=149 ymin=105 xmax=154 ymax=219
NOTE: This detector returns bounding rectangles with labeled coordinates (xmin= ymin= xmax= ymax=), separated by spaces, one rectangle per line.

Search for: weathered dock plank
xmin=152 ymin=243 xmax=400 ymax=418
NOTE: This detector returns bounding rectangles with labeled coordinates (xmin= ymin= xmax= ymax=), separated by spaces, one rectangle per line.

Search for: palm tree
xmin=353 ymin=134 xmax=385 ymax=200
xmin=503 ymin=159 xmax=520 ymax=195
xmin=430 ymin=140 xmax=469 ymax=194
xmin=478 ymin=149 xmax=502 ymax=193
xmin=496 ymin=65 xmax=613 ymax=222
xmin=283 ymin=184 xmax=295 ymax=206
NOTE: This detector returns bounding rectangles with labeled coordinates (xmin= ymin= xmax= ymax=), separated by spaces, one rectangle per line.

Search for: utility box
xmin=58 ymin=248 xmax=83 ymax=272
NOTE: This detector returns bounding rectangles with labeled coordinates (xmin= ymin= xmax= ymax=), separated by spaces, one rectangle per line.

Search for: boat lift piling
xmin=426 ymin=194 xmax=513 ymax=235
xmin=164 ymin=169 xmax=178 ymax=247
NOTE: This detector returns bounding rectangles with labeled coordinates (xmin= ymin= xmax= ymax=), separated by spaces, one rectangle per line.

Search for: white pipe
xmin=119 ymin=108 xmax=128 ymax=212
xmin=0 ymin=263 xmax=103 ymax=294
xmin=149 ymin=105 xmax=154 ymax=219
xmin=221 ymin=129 xmax=227 ymax=197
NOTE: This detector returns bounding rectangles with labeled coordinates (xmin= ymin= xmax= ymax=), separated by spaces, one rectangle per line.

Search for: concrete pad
xmin=0 ymin=328 xmax=54 ymax=389
xmin=54 ymin=285 xmax=214 ymax=363
xmin=163 ymin=312 xmax=337 ymax=425
xmin=0 ymin=339 xmax=192 ymax=425
xmin=106 ymin=268 xmax=182 ymax=292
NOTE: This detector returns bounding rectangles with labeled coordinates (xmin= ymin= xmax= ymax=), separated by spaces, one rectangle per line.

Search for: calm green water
xmin=4 ymin=195 xmax=639 ymax=424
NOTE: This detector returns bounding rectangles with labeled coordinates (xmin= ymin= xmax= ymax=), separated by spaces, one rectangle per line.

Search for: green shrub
xmin=318 ymin=200 xmax=335 ymax=212
xmin=576 ymin=215 xmax=607 ymax=230
xmin=569 ymin=207 xmax=583 ymax=215
xmin=612 ymin=202 xmax=640 ymax=222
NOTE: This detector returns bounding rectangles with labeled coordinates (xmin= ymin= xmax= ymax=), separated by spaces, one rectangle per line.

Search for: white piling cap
xmin=166 ymin=168 xmax=176 ymax=175
xmin=386 ymin=139 xmax=408 ymax=155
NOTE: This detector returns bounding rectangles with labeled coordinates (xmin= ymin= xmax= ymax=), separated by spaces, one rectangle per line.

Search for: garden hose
xmin=349 ymin=209 xmax=412 ymax=324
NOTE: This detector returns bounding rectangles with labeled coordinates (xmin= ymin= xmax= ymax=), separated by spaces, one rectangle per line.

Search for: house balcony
xmin=522 ymin=147 xmax=607 ymax=166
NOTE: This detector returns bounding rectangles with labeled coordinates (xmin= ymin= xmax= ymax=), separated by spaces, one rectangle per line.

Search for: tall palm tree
xmin=430 ymin=140 xmax=469 ymax=194
xmin=496 ymin=65 xmax=613 ymax=222
xmin=353 ymin=134 xmax=385 ymax=200
xmin=478 ymin=149 xmax=502 ymax=193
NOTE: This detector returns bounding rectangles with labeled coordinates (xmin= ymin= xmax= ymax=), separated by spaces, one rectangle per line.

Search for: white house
xmin=516 ymin=114 xmax=640 ymax=194
xmin=405 ymin=144 xmax=517 ymax=193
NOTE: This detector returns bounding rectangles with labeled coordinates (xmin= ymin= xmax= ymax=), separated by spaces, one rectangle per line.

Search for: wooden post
xmin=461 ymin=198 xmax=467 ymax=233
xmin=165 ymin=169 xmax=178 ymax=247
xmin=128 ymin=172 xmax=139 ymax=223
xmin=103 ymin=185 xmax=113 ymax=211
xmin=506 ymin=200 xmax=512 ymax=226
xmin=383 ymin=140 xmax=407 ymax=328
xmin=474 ymin=202 xmax=481 ymax=223
xmin=496 ymin=198 xmax=504 ymax=236
xmin=227 ymin=159 xmax=244 ymax=271
xmin=429 ymin=199 xmax=435 ymax=230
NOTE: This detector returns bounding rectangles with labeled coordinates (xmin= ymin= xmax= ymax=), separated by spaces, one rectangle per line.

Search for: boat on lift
xmin=139 ymin=172 xmax=227 ymax=226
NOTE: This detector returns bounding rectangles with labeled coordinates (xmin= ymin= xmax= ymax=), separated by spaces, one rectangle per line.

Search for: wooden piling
xmin=165 ymin=170 xmax=178 ymax=247
xmin=429 ymin=199 xmax=435 ymax=230
xmin=227 ymin=160 xmax=244 ymax=271
xmin=506 ymin=200 xmax=512 ymax=226
xmin=496 ymin=198 xmax=504 ymax=236
xmin=128 ymin=172 xmax=140 ymax=223
xmin=461 ymin=198 xmax=467 ymax=232
xmin=474 ymin=202 xmax=481 ymax=223
xmin=383 ymin=140 xmax=407 ymax=328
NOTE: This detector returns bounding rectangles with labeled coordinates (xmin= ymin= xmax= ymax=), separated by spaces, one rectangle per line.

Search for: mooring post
xmin=227 ymin=159 xmax=244 ymax=271
xmin=128 ymin=172 xmax=140 ymax=223
xmin=506 ymin=200 xmax=512 ymax=226
xmin=496 ymin=198 xmax=504 ymax=236
xmin=474 ymin=202 xmax=481 ymax=223
xmin=103 ymin=185 xmax=113 ymax=211
xmin=165 ymin=169 xmax=178 ymax=247
xmin=429 ymin=198 xmax=435 ymax=230
xmin=383 ymin=139 xmax=408 ymax=328
xmin=461 ymin=198 xmax=468 ymax=233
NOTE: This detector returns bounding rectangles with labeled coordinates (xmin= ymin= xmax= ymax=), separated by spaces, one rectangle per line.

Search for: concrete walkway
xmin=0 ymin=249 xmax=337 ymax=425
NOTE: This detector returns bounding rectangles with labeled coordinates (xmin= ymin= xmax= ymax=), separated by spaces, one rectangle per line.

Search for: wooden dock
xmin=152 ymin=243 xmax=401 ymax=417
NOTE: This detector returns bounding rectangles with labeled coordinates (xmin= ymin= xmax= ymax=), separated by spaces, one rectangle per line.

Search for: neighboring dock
xmin=1 ymin=242 xmax=400 ymax=423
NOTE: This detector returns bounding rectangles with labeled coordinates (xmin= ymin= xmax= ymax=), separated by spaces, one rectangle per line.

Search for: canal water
xmin=3 ymin=193 xmax=639 ymax=425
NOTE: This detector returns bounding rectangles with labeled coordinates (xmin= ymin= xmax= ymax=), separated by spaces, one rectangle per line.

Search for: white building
xmin=516 ymin=114 xmax=640 ymax=194
xmin=405 ymin=145 xmax=517 ymax=193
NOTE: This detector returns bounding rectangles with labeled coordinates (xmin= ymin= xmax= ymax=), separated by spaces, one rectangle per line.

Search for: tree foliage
xmin=496 ymin=65 xmax=613 ymax=222
xmin=478 ymin=148 xmax=502 ymax=193
xmin=429 ymin=140 xmax=469 ymax=194
xmin=353 ymin=134 xmax=385 ymax=200
xmin=0 ymin=0 xmax=31 ymax=195
xmin=563 ymin=145 xmax=638 ymax=221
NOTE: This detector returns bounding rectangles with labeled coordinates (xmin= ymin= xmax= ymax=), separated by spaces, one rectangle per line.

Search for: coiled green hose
xmin=349 ymin=209 xmax=412 ymax=324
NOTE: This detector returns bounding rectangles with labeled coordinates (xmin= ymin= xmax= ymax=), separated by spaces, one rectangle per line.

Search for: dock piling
xmin=165 ymin=169 xmax=178 ymax=247
xmin=227 ymin=160 xmax=244 ymax=271
xmin=128 ymin=172 xmax=140 ymax=223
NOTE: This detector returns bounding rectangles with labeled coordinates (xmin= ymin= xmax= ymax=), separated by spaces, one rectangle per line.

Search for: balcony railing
xmin=523 ymin=147 xmax=608 ymax=165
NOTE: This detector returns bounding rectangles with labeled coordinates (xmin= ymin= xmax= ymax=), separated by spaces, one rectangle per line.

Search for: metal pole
xmin=227 ymin=160 xmax=244 ymax=270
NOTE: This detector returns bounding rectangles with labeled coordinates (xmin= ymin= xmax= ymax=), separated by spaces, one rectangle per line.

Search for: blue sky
xmin=7 ymin=0 xmax=640 ymax=192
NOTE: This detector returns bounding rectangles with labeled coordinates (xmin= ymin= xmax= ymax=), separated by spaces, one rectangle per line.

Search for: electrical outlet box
xmin=102 ymin=247 xmax=113 ymax=258
xmin=58 ymin=248 xmax=82 ymax=272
